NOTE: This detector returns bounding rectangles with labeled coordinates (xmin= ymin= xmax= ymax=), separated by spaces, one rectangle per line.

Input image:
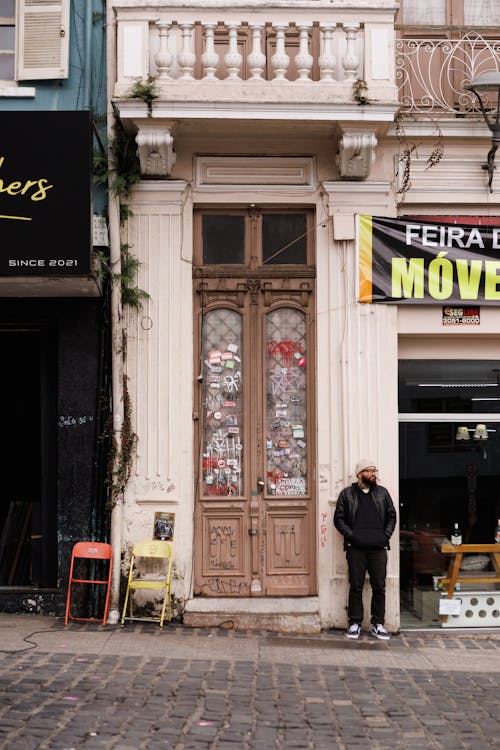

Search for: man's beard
xmin=361 ymin=474 xmax=377 ymax=487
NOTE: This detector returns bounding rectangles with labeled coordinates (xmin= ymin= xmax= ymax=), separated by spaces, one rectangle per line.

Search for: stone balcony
xmin=111 ymin=0 xmax=400 ymax=178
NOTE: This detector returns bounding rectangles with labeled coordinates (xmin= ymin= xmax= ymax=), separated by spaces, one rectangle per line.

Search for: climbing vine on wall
xmin=395 ymin=113 xmax=444 ymax=199
xmin=92 ymin=107 xmax=150 ymax=506
xmin=107 ymin=332 xmax=137 ymax=505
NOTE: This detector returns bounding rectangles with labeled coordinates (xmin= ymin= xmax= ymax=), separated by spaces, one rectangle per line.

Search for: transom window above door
xmin=194 ymin=209 xmax=314 ymax=269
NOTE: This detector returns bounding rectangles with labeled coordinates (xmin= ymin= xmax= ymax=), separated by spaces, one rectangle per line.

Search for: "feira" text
xmin=406 ymin=223 xmax=500 ymax=250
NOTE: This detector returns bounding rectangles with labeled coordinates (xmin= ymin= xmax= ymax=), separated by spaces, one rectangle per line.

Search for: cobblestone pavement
xmin=1 ymin=619 xmax=500 ymax=749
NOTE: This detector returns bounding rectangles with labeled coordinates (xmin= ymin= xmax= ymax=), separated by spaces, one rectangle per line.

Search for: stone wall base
xmin=183 ymin=597 xmax=321 ymax=634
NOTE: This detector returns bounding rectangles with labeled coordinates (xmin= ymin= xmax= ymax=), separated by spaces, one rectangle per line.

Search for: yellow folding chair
xmin=120 ymin=540 xmax=173 ymax=628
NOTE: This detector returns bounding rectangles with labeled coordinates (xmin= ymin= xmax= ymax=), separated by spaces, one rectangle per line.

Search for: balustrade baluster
xmin=319 ymin=23 xmax=336 ymax=82
xmin=155 ymin=21 xmax=174 ymax=79
xmin=271 ymin=25 xmax=290 ymax=81
xmin=342 ymin=23 xmax=360 ymax=81
xmin=295 ymin=24 xmax=313 ymax=81
xmin=178 ymin=23 xmax=196 ymax=80
xmin=224 ymin=23 xmax=243 ymax=80
xmin=247 ymin=24 xmax=266 ymax=81
xmin=201 ymin=23 xmax=220 ymax=80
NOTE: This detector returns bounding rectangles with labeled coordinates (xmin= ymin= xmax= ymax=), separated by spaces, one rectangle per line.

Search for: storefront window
xmin=399 ymin=360 xmax=500 ymax=414
xmin=399 ymin=359 xmax=500 ymax=625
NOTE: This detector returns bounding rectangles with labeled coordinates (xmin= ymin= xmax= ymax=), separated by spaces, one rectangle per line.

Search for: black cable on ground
xmin=0 ymin=629 xmax=63 ymax=654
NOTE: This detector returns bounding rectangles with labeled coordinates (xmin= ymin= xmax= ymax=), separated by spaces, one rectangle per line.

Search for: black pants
xmin=346 ymin=546 xmax=387 ymax=626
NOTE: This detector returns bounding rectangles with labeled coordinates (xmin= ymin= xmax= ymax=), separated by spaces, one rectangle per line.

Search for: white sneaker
xmin=346 ymin=623 xmax=361 ymax=639
xmin=371 ymin=623 xmax=390 ymax=640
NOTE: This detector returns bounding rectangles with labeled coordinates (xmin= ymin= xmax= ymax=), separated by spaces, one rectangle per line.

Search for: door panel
xmin=193 ymin=210 xmax=316 ymax=597
xmin=265 ymin=501 xmax=310 ymax=594
xmin=197 ymin=303 xmax=252 ymax=596
xmin=263 ymin=305 xmax=312 ymax=595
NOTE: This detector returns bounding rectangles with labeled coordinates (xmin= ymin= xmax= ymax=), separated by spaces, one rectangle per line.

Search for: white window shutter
xmin=16 ymin=0 xmax=70 ymax=80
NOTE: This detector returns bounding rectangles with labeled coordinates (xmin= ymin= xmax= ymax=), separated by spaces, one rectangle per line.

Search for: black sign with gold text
xmin=0 ymin=111 xmax=92 ymax=275
xmin=357 ymin=215 xmax=500 ymax=305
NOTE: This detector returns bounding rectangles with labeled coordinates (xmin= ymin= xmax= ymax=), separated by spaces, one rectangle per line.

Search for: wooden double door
xmin=193 ymin=209 xmax=317 ymax=597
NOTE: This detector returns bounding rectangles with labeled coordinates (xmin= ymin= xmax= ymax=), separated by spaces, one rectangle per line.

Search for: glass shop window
xmin=399 ymin=359 xmax=500 ymax=591
xmin=399 ymin=360 xmax=500 ymax=414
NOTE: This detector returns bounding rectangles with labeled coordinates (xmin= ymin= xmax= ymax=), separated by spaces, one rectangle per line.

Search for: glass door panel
xmin=201 ymin=309 xmax=244 ymax=497
xmin=265 ymin=308 xmax=308 ymax=496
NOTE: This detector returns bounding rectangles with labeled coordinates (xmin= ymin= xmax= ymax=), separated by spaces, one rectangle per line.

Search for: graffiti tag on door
xmin=209 ymin=519 xmax=241 ymax=571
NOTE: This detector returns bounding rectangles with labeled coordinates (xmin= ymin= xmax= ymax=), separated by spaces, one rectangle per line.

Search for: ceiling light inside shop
xmin=417 ymin=383 xmax=497 ymax=387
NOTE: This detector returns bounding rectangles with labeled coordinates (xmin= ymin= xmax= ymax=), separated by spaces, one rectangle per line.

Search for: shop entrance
xmin=193 ymin=209 xmax=316 ymax=596
xmin=399 ymin=358 xmax=500 ymax=626
xmin=0 ymin=328 xmax=57 ymax=588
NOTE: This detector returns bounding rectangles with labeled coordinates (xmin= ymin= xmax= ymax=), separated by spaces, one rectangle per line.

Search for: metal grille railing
xmin=396 ymin=32 xmax=500 ymax=115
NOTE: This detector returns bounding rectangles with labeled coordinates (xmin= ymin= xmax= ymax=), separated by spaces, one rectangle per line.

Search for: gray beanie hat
xmin=355 ymin=459 xmax=377 ymax=475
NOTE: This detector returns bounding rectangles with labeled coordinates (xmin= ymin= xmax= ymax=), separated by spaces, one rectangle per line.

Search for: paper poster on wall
xmin=153 ymin=512 xmax=175 ymax=541
xmin=438 ymin=597 xmax=462 ymax=616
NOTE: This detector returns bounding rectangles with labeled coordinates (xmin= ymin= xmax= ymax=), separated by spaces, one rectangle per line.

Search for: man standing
xmin=334 ymin=459 xmax=397 ymax=640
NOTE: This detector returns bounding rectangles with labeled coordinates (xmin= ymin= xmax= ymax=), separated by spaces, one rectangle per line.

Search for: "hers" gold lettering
xmin=0 ymin=156 xmax=54 ymax=201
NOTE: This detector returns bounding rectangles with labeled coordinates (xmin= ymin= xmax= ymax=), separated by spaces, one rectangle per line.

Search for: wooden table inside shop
xmin=440 ymin=543 xmax=500 ymax=622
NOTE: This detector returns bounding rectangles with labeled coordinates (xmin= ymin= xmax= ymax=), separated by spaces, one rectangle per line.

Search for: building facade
xmin=105 ymin=0 xmax=500 ymax=631
xmin=0 ymin=1 xmax=108 ymax=614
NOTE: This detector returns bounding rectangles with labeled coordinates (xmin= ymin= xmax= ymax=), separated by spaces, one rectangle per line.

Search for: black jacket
xmin=334 ymin=483 xmax=397 ymax=550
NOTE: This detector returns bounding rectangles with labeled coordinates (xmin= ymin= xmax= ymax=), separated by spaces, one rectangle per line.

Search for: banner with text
xmin=0 ymin=111 xmax=92 ymax=276
xmin=357 ymin=215 xmax=500 ymax=305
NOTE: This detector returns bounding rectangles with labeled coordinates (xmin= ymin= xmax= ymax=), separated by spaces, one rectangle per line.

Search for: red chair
xmin=64 ymin=542 xmax=113 ymax=626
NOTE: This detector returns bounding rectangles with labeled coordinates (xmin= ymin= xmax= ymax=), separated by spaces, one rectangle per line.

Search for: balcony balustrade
xmin=113 ymin=2 xmax=399 ymax=114
xmin=111 ymin=2 xmax=400 ymax=181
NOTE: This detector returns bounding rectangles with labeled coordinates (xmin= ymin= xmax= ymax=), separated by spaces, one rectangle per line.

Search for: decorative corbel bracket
xmin=336 ymin=129 xmax=377 ymax=180
xmin=135 ymin=126 xmax=176 ymax=178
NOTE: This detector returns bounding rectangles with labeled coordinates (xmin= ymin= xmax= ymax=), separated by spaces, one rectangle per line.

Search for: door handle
xmin=257 ymin=479 xmax=265 ymax=493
